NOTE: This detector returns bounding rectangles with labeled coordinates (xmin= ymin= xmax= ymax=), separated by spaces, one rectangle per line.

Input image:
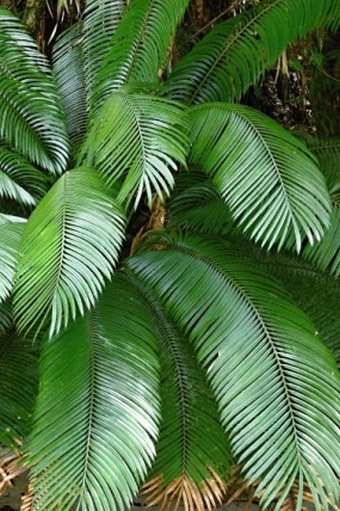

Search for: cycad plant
xmin=0 ymin=1 xmax=339 ymax=510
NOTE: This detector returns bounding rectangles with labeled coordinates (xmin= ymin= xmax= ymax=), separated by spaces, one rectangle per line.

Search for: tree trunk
xmin=23 ymin=0 xmax=45 ymax=40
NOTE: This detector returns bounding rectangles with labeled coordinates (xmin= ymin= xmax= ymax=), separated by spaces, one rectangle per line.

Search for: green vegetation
xmin=0 ymin=1 xmax=339 ymax=510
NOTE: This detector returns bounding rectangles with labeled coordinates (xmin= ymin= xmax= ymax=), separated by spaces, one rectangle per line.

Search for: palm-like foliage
xmin=13 ymin=168 xmax=125 ymax=337
xmin=165 ymin=0 xmax=339 ymax=104
xmin=80 ymin=89 xmax=189 ymax=207
xmin=0 ymin=8 xmax=70 ymax=173
xmin=28 ymin=276 xmax=160 ymax=511
xmin=188 ymin=103 xmax=331 ymax=250
xmin=0 ymin=1 xmax=339 ymax=511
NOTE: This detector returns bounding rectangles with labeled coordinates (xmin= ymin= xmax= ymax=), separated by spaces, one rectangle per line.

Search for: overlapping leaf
xmin=130 ymin=277 xmax=232 ymax=511
xmin=188 ymin=103 xmax=331 ymax=251
xmin=0 ymin=330 xmax=38 ymax=450
xmin=83 ymin=0 xmax=126 ymax=99
xmin=14 ymin=168 xmax=125 ymax=337
xmin=0 ymin=301 xmax=12 ymax=335
xmin=302 ymin=138 xmax=340 ymax=276
xmin=0 ymin=8 xmax=70 ymax=173
xmin=91 ymin=0 xmax=189 ymax=112
xmin=169 ymin=171 xmax=233 ymax=235
xmin=0 ymin=147 xmax=47 ymax=207
xmin=165 ymin=0 xmax=339 ymax=103
xmin=28 ymin=275 xmax=160 ymax=511
xmin=80 ymin=90 xmax=189 ymax=207
xmin=52 ymin=23 xmax=88 ymax=148
xmin=0 ymin=213 xmax=27 ymax=226
xmin=0 ymin=222 xmax=25 ymax=304
xmin=128 ymin=233 xmax=340 ymax=511
xmin=231 ymin=243 xmax=340 ymax=368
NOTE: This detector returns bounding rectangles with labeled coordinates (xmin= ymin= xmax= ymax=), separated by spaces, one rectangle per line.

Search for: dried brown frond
xmin=20 ymin=485 xmax=34 ymax=511
xmin=142 ymin=469 xmax=227 ymax=511
xmin=0 ymin=447 xmax=26 ymax=496
xmin=224 ymin=465 xmax=256 ymax=507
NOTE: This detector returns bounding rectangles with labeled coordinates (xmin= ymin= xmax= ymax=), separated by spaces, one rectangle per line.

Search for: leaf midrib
xmin=189 ymin=0 xmax=280 ymax=103
xmin=172 ymin=243 xmax=303 ymax=466
xmin=78 ymin=313 xmax=97 ymax=503
xmin=128 ymin=274 xmax=192 ymax=474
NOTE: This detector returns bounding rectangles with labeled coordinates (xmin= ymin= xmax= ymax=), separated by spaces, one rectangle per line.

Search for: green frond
xmin=169 ymin=171 xmax=233 ymax=235
xmin=0 ymin=301 xmax=12 ymax=335
xmin=299 ymin=137 xmax=340 ymax=276
xmin=129 ymin=275 xmax=232 ymax=510
xmin=302 ymin=204 xmax=340 ymax=278
xmin=0 ymin=213 xmax=27 ymax=226
xmin=188 ymin=103 xmax=331 ymax=251
xmin=0 ymin=329 xmax=38 ymax=450
xmin=0 ymin=8 xmax=70 ymax=173
xmin=305 ymin=137 xmax=340 ymax=198
xmin=79 ymin=90 xmax=189 ymax=208
xmin=28 ymin=275 xmax=160 ymax=511
xmin=165 ymin=0 xmax=339 ymax=104
xmin=231 ymin=244 xmax=340 ymax=367
xmin=0 ymin=147 xmax=48 ymax=207
xmin=83 ymin=0 xmax=126 ymax=98
xmin=0 ymin=222 xmax=25 ymax=304
xmin=127 ymin=233 xmax=340 ymax=511
xmin=91 ymin=0 xmax=189 ymax=112
xmin=52 ymin=23 xmax=88 ymax=149
xmin=13 ymin=168 xmax=125 ymax=338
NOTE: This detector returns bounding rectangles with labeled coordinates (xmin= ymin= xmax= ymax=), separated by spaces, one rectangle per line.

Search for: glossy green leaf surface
xmin=92 ymin=0 xmax=189 ymax=111
xmin=0 ymin=147 xmax=47 ymax=207
xmin=28 ymin=276 xmax=160 ymax=511
xmin=0 ymin=8 xmax=70 ymax=173
xmin=52 ymin=23 xmax=88 ymax=149
xmin=302 ymin=138 xmax=340 ymax=276
xmin=0 ymin=330 xmax=37 ymax=449
xmin=80 ymin=90 xmax=189 ymax=207
xmin=83 ymin=0 xmax=126 ymax=100
xmin=232 ymin=243 xmax=340 ymax=368
xmin=14 ymin=168 xmax=125 ymax=337
xmin=128 ymin=276 xmax=232 ymax=508
xmin=0 ymin=222 xmax=24 ymax=304
xmin=188 ymin=103 xmax=331 ymax=251
xmin=128 ymin=233 xmax=340 ymax=511
xmin=165 ymin=0 xmax=339 ymax=104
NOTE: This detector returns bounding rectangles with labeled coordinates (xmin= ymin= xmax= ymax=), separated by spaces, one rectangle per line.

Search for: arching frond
xmin=13 ymin=168 xmax=125 ymax=338
xmin=0 ymin=301 xmax=12 ymax=335
xmin=52 ymin=23 xmax=88 ymax=148
xmin=165 ymin=0 xmax=339 ymax=104
xmin=28 ymin=275 xmax=160 ymax=511
xmin=0 ymin=8 xmax=70 ymax=173
xmin=80 ymin=90 xmax=189 ymax=208
xmin=0 ymin=214 xmax=27 ymax=226
xmin=128 ymin=233 xmax=340 ymax=511
xmin=303 ymin=204 xmax=340 ymax=278
xmin=188 ymin=103 xmax=331 ymax=251
xmin=169 ymin=171 xmax=233 ymax=235
xmin=0 ymin=222 xmax=24 ymax=304
xmin=301 ymin=137 xmax=340 ymax=276
xmin=130 ymin=276 xmax=232 ymax=511
xmin=0 ymin=147 xmax=48 ymax=207
xmin=0 ymin=329 xmax=38 ymax=450
xmin=83 ymin=0 xmax=126 ymax=98
xmin=231 ymin=244 xmax=340 ymax=367
xmin=91 ymin=0 xmax=189 ymax=112
xmin=305 ymin=137 xmax=340 ymax=197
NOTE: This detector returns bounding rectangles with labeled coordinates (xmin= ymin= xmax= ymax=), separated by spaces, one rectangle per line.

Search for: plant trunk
xmin=23 ymin=0 xmax=45 ymax=40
